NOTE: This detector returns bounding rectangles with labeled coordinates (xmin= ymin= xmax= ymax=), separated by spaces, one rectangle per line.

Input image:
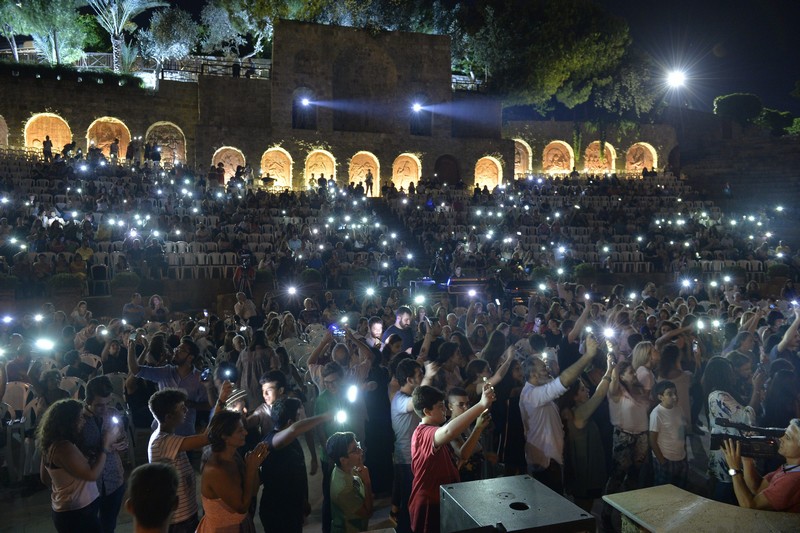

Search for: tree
xmin=0 ymin=0 xmax=30 ymax=62
xmin=138 ymin=6 xmax=200 ymax=89
xmin=713 ymin=93 xmax=764 ymax=126
xmin=207 ymin=0 xmax=290 ymax=59
xmin=19 ymin=0 xmax=88 ymax=65
xmin=590 ymin=51 xmax=659 ymax=119
xmin=757 ymin=108 xmax=794 ymax=136
xmin=87 ymin=0 xmax=168 ymax=73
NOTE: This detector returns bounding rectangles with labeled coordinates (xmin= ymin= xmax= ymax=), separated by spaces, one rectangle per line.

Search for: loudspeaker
xmin=440 ymin=475 xmax=595 ymax=533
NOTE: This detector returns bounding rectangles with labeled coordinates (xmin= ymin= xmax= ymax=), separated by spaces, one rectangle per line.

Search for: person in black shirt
xmin=64 ymin=349 xmax=97 ymax=382
xmin=382 ymin=306 xmax=414 ymax=353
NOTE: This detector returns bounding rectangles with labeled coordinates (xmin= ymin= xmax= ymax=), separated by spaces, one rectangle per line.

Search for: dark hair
xmin=148 ymin=388 xmax=188 ymax=423
xmin=37 ymin=399 xmax=83 ymax=454
xmin=396 ymin=306 xmax=412 ymax=318
xmin=723 ymin=332 xmax=753 ymax=356
xmin=449 ymin=331 xmax=474 ymax=358
xmin=447 ymin=386 xmax=469 ymax=400
xmin=464 ymin=359 xmax=489 ymax=385
xmin=259 ymin=369 xmax=287 ymax=390
xmin=761 ymin=370 xmax=800 ymax=428
xmin=482 ymin=330 xmax=506 ymax=370
xmin=528 ymin=334 xmax=546 ymax=353
xmin=702 ymin=356 xmax=742 ymax=405
xmin=127 ymin=463 xmax=179 ymax=528
xmin=63 ymin=349 xmax=80 ymax=366
xmin=207 ymin=410 xmax=242 ymax=453
xmin=326 ymin=431 xmax=356 ymax=468
xmin=321 ymin=361 xmax=344 ymax=379
xmin=412 ymin=385 xmax=444 ymax=418
xmin=654 ymin=380 xmax=677 ymax=398
xmin=86 ymin=375 xmax=114 ymax=403
xmin=181 ymin=337 xmax=200 ymax=359
xmin=436 ymin=341 xmax=459 ymax=365
xmin=395 ymin=358 xmax=422 ymax=386
xmin=271 ymin=397 xmax=301 ymax=429
xmin=659 ymin=344 xmax=681 ymax=376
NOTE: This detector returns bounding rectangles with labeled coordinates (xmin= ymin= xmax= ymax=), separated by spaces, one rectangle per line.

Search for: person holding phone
xmin=80 ymin=376 xmax=129 ymax=533
xmin=39 ymin=399 xmax=120 ymax=533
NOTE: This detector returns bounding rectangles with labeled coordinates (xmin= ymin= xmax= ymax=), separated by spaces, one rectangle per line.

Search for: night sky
xmin=598 ymin=0 xmax=800 ymax=114
xmin=167 ymin=0 xmax=800 ymax=115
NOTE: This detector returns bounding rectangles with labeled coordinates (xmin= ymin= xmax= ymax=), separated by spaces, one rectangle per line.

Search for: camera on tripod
xmin=709 ymin=418 xmax=785 ymax=459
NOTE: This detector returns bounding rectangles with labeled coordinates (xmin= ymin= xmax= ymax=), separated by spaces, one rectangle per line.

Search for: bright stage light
xmin=301 ymin=97 xmax=310 ymax=106
xmin=667 ymin=70 xmax=686 ymax=88
xmin=412 ymin=102 xmax=422 ymax=112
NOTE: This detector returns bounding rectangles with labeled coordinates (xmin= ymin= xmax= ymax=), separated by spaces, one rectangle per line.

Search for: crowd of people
xmin=1 ymin=149 xmax=800 ymax=533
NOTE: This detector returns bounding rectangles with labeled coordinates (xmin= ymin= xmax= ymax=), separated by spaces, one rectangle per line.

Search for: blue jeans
xmin=52 ymin=498 xmax=102 ymax=533
xmin=99 ymin=484 xmax=126 ymax=533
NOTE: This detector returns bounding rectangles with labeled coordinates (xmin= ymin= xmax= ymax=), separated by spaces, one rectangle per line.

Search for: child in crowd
xmin=408 ymin=382 xmax=495 ymax=533
xmin=649 ymin=380 xmax=688 ymax=488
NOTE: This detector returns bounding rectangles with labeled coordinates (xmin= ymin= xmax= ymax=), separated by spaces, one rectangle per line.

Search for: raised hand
xmin=218 ymin=380 xmax=233 ymax=404
xmin=245 ymin=442 xmax=270 ymax=469
xmin=479 ymin=381 xmax=497 ymax=409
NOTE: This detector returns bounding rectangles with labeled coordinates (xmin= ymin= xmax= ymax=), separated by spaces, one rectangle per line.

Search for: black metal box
xmin=440 ymin=475 xmax=596 ymax=533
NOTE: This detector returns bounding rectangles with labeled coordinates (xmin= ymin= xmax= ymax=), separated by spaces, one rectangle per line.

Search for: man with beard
xmin=128 ymin=336 xmax=209 ymax=436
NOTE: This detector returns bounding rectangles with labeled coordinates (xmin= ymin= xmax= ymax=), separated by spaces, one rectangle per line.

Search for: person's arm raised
xmin=179 ymin=381 xmax=233 ymax=452
xmin=573 ymin=353 xmax=613 ymax=428
xmin=126 ymin=337 xmax=140 ymax=375
xmin=486 ymin=347 xmax=514 ymax=387
xmin=558 ymin=336 xmax=598 ymax=388
xmin=308 ymin=330 xmax=334 ymax=368
xmin=270 ymin=411 xmax=334 ymax=450
xmin=453 ymin=409 xmax=490 ymax=464
xmin=434 ymin=381 xmax=496 ymax=447
xmin=654 ymin=326 xmax=691 ymax=350
xmin=567 ymin=303 xmax=591 ymax=344
xmin=57 ymin=423 xmax=119 ymax=481
xmin=777 ymin=308 xmax=800 ymax=353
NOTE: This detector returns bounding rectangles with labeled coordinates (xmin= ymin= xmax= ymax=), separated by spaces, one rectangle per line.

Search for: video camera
xmin=709 ymin=418 xmax=784 ymax=459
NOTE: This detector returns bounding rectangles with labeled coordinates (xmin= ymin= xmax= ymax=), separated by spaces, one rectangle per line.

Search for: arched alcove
xmin=305 ymin=149 xmax=336 ymax=186
xmin=86 ymin=117 xmax=131 ymax=158
xmin=145 ymin=121 xmax=186 ymax=167
xmin=513 ymin=139 xmax=533 ymax=176
xmin=584 ymin=141 xmax=617 ymax=174
xmin=392 ymin=153 xmax=421 ymax=192
xmin=260 ymin=147 xmax=293 ymax=189
xmin=542 ymin=141 xmax=574 ymax=174
xmin=626 ymin=142 xmax=658 ymax=173
xmin=433 ymin=154 xmax=459 ymax=185
xmin=212 ymin=147 xmax=246 ymax=182
xmin=25 ymin=113 xmax=72 ymax=153
xmin=349 ymin=151 xmax=380 ymax=196
xmin=474 ymin=156 xmax=502 ymax=190
xmin=0 ymin=115 xmax=8 ymax=147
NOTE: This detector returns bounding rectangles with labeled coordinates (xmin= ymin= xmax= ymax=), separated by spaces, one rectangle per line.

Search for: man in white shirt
xmin=520 ymin=335 xmax=598 ymax=494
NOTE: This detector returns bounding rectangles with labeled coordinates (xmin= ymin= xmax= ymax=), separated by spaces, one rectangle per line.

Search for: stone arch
xmin=25 ymin=113 xmax=72 ymax=153
xmin=349 ymin=151 xmax=380 ymax=197
xmin=392 ymin=153 xmax=421 ymax=193
xmin=145 ymin=121 xmax=186 ymax=166
xmin=513 ymin=139 xmax=533 ymax=176
xmin=212 ymin=146 xmax=246 ymax=182
xmin=584 ymin=141 xmax=617 ymax=174
xmin=260 ymin=147 xmax=293 ymax=189
xmin=626 ymin=142 xmax=658 ymax=173
xmin=542 ymin=141 xmax=574 ymax=174
xmin=474 ymin=156 xmax=502 ymax=190
xmin=0 ymin=115 xmax=7 ymax=147
xmin=434 ymin=154 xmax=460 ymax=184
xmin=86 ymin=116 xmax=131 ymax=158
xmin=305 ymin=149 xmax=336 ymax=186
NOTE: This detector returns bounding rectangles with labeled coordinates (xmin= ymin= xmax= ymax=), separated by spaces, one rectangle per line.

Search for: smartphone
xmin=128 ymin=332 xmax=137 ymax=343
xmin=198 ymin=326 xmax=206 ymax=332
xmin=329 ymin=324 xmax=346 ymax=338
xmin=200 ymin=368 xmax=211 ymax=382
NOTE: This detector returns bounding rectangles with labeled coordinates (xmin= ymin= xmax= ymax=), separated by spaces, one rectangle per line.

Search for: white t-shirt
xmin=649 ymin=404 xmax=686 ymax=461
xmin=148 ymin=429 xmax=197 ymax=524
xmin=519 ymin=379 xmax=568 ymax=467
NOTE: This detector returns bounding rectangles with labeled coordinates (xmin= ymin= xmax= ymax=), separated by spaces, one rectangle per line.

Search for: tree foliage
xmin=713 ymin=93 xmax=764 ymax=126
xmin=590 ymin=51 xmax=659 ymax=118
xmin=138 ymin=6 xmax=199 ymax=87
xmin=20 ymin=0 xmax=88 ymax=65
xmin=87 ymin=0 xmax=168 ymax=72
xmin=208 ymin=0 xmax=290 ymax=59
xmin=0 ymin=0 xmax=30 ymax=62
xmin=757 ymin=108 xmax=794 ymax=136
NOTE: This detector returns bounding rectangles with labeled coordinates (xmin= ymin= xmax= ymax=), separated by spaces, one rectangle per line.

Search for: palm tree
xmin=87 ymin=0 xmax=167 ymax=73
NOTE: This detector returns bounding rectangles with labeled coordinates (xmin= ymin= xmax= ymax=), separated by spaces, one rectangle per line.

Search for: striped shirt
xmin=148 ymin=429 xmax=197 ymax=524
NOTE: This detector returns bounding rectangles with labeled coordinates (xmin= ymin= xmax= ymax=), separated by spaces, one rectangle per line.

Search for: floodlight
xmin=301 ymin=97 xmax=310 ymax=106
xmin=412 ymin=102 xmax=422 ymax=112
xmin=667 ymin=70 xmax=686 ymax=88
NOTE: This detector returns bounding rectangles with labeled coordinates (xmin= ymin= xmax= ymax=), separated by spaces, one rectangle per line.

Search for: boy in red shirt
xmin=408 ymin=383 xmax=496 ymax=533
